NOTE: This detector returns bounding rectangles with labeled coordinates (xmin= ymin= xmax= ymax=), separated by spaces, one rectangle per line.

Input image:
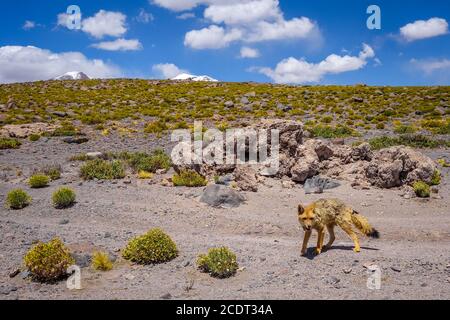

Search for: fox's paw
xmin=301 ymin=249 xmax=307 ymax=256
xmin=314 ymin=248 xmax=322 ymax=255
xmin=353 ymin=247 xmax=361 ymax=253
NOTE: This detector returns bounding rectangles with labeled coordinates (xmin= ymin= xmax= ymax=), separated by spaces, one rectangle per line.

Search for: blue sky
xmin=0 ymin=0 xmax=449 ymax=85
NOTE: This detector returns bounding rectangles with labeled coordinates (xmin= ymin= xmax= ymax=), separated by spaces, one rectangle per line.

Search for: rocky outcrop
xmin=234 ymin=166 xmax=258 ymax=192
xmin=0 ymin=123 xmax=58 ymax=138
xmin=365 ymin=146 xmax=437 ymax=188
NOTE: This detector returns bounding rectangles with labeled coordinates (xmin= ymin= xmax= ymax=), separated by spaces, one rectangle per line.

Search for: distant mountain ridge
xmin=54 ymin=71 xmax=90 ymax=80
xmin=171 ymin=73 xmax=218 ymax=82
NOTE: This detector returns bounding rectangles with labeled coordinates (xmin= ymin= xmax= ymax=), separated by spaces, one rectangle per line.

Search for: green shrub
xmin=52 ymin=187 xmax=76 ymax=209
xmin=128 ymin=149 xmax=171 ymax=173
xmin=437 ymin=159 xmax=450 ymax=167
xmin=91 ymin=251 xmax=113 ymax=271
xmin=80 ymin=159 xmax=125 ymax=180
xmin=413 ymin=181 xmax=430 ymax=198
xmin=6 ymin=189 xmax=31 ymax=209
xmin=36 ymin=164 xmax=62 ymax=180
xmin=308 ymin=125 xmax=358 ymax=138
xmin=0 ymin=137 xmax=21 ymax=150
xmin=144 ymin=120 xmax=168 ymax=134
xmin=122 ymin=228 xmax=178 ymax=264
xmin=173 ymin=170 xmax=207 ymax=187
xmin=368 ymin=134 xmax=448 ymax=150
xmin=29 ymin=174 xmax=50 ymax=188
xmin=50 ymin=123 xmax=79 ymax=137
xmin=29 ymin=134 xmax=41 ymax=142
xmin=394 ymin=125 xmax=416 ymax=134
xmin=24 ymin=238 xmax=75 ymax=282
xmin=430 ymin=170 xmax=441 ymax=186
xmin=197 ymin=247 xmax=239 ymax=279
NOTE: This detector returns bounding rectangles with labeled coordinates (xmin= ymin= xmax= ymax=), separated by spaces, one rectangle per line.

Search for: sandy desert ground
xmin=1 ymin=132 xmax=449 ymax=300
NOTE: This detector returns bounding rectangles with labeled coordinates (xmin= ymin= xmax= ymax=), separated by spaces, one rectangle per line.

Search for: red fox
xmin=298 ymin=199 xmax=379 ymax=255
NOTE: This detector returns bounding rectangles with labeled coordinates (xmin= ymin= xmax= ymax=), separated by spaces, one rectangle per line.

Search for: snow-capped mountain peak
xmin=171 ymin=73 xmax=218 ymax=82
xmin=54 ymin=71 xmax=90 ymax=80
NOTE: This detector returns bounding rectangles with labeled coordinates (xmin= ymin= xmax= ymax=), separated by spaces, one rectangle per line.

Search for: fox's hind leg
xmin=339 ymin=223 xmax=361 ymax=253
xmin=324 ymin=225 xmax=336 ymax=250
xmin=315 ymin=228 xmax=325 ymax=255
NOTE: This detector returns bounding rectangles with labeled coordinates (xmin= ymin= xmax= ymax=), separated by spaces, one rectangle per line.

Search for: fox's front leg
xmin=315 ymin=229 xmax=325 ymax=255
xmin=301 ymin=230 xmax=312 ymax=256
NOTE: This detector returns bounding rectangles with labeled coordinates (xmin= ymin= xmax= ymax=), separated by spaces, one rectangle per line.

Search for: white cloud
xmin=246 ymin=17 xmax=316 ymax=42
xmin=177 ymin=12 xmax=196 ymax=20
xmin=204 ymin=0 xmax=281 ymax=25
xmin=153 ymin=0 xmax=320 ymax=50
xmin=240 ymin=46 xmax=260 ymax=58
xmin=91 ymin=38 xmax=143 ymax=51
xmin=184 ymin=25 xmax=242 ymax=49
xmin=400 ymin=18 xmax=448 ymax=42
xmin=410 ymin=58 xmax=450 ymax=75
xmin=58 ymin=10 xmax=127 ymax=39
xmin=0 ymin=45 xmax=121 ymax=84
xmin=81 ymin=10 xmax=127 ymax=38
xmin=151 ymin=0 xmax=202 ymax=12
xmin=23 ymin=21 xmax=36 ymax=30
xmin=136 ymin=9 xmax=154 ymax=23
xmin=258 ymin=43 xmax=375 ymax=84
xmin=152 ymin=63 xmax=188 ymax=78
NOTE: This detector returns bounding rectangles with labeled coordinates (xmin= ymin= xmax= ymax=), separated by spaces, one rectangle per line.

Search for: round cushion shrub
xmin=52 ymin=187 xmax=76 ymax=209
xmin=122 ymin=228 xmax=178 ymax=264
xmin=413 ymin=181 xmax=430 ymax=198
xmin=6 ymin=189 xmax=31 ymax=209
xmin=197 ymin=247 xmax=239 ymax=279
xmin=173 ymin=170 xmax=207 ymax=187
xmin=29 ymin=174 xmax=50 ymax=188
xmin=24 ymin=238 xmax=75 ymax=282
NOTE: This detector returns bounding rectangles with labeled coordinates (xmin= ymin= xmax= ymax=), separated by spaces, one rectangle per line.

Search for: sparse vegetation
xmin=80 ymin=159 xmax=125 ymax=180
xmin=35 ymin=164 xmax=62 ymax=181
xmin=23 ymin=238 xmax=75 ymax=282
xmin=6 ymin=189 xmax=31 ymax=209
xmin=0 ymin=137 xmax=21 ymax=150
xmin=430 ymin=170 xmax=441 ymax=186
xmin=28 ymin=174 xmax=50 ymax=188
xmin=437 ymin=159 xmax=450 ymax=167
xmin=91 ymin=251 xmax=113 ymax=271
xmin=127 ymin=149 xmax=171 ymax=173
xmin=368 ymin=134 xmax=450 ymax=150
xmin=29 ymin=134 xmax=41 ymax=142
xmin=173 ymin=170 xmax=207 ymax=187
xmin=413 ymin=181 xmax=431 ymax=198
xmin=138 ymin=170 xmax=153 ymax=179
xmin=52 ymin=187 xmax=76 ymax=209
xmin=197 ymin=247 xmax=239 ymax=279
xmin=308 ymin=125 xmax=358 ymax=139
xmin=122 ymin=228 xmax=178 ymax=264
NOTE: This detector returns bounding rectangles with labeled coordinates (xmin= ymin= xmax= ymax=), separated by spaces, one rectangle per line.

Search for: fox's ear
xmin=298 ymin=204 xmax=305 ymax=214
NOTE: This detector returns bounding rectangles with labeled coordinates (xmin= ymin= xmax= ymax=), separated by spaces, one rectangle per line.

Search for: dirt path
xmin=1 ymin=136 xmax=449 ymax=300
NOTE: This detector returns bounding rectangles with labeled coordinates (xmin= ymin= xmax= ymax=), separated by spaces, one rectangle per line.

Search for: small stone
xmin=9 ymin=269 xmax=20 ymax=278
xmin=391 ymin=266 xmax=401 ymax=272
xmin=59 ymin=219 xmax=70 ymax=225
xmin=343 ymin=268 xmax=352 ymax=274
xmin=124 ymin=274 xmax=135 ymax=281
xmin=161 ymin=293 xmax=172 ymax=300
xmin=64 ymin=137 xmax=89 ymax=144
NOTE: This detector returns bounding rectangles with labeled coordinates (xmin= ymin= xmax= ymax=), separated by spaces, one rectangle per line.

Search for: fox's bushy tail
xmin=351 ymin=211 xmax=380 ymax=239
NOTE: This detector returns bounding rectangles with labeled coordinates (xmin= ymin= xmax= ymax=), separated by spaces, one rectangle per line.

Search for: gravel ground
xmin=1 ymin=133 xmax=449 ymax=300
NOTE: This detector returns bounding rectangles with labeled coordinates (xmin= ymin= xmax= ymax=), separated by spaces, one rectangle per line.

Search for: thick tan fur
xmin=298 ymin=199 xmax=379 ymax=255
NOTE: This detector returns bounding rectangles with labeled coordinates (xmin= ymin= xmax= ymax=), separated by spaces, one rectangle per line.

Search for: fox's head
xmin=298 ymin=204 xmax=315 ymax=232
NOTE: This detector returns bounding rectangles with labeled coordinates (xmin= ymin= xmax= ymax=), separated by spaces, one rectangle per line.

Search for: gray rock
xmin=86 ymin=152 xmax=103 ymax=159
xmin=240 ymin=97 xmax=250 ymax=105
xmin=304 ymin=176 xmax=341 ymax=194
xmin=72 ymin=253 xmax=91 ymax=268
xmin=52 ymin=111 xmax=68 ymax=117
xmin=59 ymin=219 xmax=70 ymax=225
xmin=216 ymin=174 xmax=234 ymax=186
xmin=224 ymin=101 xmax=234 ymax=108
xmin=64 ymin=137 xmax=89 ymax=144
xmin=200 ymin=185 xmax=246 ymax=208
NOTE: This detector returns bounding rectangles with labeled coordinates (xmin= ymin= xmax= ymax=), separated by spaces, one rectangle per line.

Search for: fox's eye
xmin=302 ymin=218 xmax=307 ymax=221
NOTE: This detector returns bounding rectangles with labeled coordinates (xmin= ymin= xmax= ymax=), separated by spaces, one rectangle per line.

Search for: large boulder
xmin=0 ymin=123 xmax=58 ymax=138
xmin=365 ymin=146 xmax=437 ymax=188
xmin=234 ymin=166 xmax=258 ymax=192
xmin=200 ymin=185 xmax=246 ymax=208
